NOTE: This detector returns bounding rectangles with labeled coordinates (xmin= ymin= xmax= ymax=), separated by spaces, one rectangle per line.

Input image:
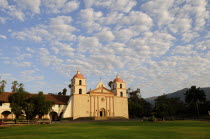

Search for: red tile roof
xmin=0 ymin=92 xmax=70 ymax=105
xmin=73 ymin=73 xmax=85 ymax=79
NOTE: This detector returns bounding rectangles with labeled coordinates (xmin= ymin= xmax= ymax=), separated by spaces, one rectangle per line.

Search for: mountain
xmin=145 ymin=87 xmax=210 ymax=105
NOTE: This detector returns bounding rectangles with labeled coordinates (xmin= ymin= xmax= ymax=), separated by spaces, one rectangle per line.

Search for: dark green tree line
xmin=9 ymin=82 xmax=54 ymax=120
xmin=127 ymin=88 xmax=152 ymax=118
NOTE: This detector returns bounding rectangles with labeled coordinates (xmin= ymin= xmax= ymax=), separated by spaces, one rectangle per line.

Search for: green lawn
xmin=0 ymin=120 xmax=210 ymax=139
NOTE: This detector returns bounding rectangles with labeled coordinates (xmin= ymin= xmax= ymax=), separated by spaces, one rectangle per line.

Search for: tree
xmin=68 ymin=84 xmax=72 ymax=89
xmin=58 ymin=92 xmax=62 ymax=95
xmin=62 ymin=88 xmax=67 ymax=96
xmin=154 ymin=95 xmax=170 ymax=120
xmin=108 ymin=81 xmax=113 ymax=89
xmin=185 ymin=86 xmax=206 ymax=118
xmin=154 ymin=95 xmax=185 ymax=120
xmin=11 ymin=81 xmax=18 ymax=93
xmin=0 ymin=80 xmax=7 ymax=93
xmin=29 ymin=91 xmax=54 ymax=120
xmin=19 ymin=83 xmax=24 ymax=89
xmin=127 ymin=88 xmax=152 ymax=118
xmin=8 ymin=87 xmax=29 ymax=119
xmin=68 ymin=84 xmax=72 ymax=94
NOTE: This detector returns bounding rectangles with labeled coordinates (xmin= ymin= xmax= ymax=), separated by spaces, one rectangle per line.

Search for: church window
xmin=120 ymin=92 xmax=123 ymax=97
xmin=79 ymin=80 xmax=82 ymax=85
xmin=120 ymin=84 xmax=122 ymax=88
xmin=79 ymin=89 xmax=82 ymax=94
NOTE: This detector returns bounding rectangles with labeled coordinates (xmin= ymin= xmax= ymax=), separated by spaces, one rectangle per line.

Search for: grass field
xmin=0 ymin=120 xmax=210 ymax=139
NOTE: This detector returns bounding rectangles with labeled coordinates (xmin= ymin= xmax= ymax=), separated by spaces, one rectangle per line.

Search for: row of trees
xmin=0 ymin=80 xmax=19 ymax=93
xmin=0 ymin=80 xmax=55 ymax=120
xmin=128 ymin=86 xmax=209 ymax=120
xmin=58 ymin=88 xmax=67 ymax=96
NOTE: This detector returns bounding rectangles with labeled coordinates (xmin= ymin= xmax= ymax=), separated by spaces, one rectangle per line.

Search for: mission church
xmin=0 ymin=71 xmax=128 ymax=120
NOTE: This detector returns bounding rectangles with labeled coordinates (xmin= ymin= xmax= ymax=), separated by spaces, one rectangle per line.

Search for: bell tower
xmin=111 ymin=75 xmax=127 ymax=97
xmin=70 ymin=70 xmax=87 ymax=95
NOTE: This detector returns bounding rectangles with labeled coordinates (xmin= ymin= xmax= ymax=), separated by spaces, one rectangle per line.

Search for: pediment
xmin=89 ymin=87 xmax=113 ymax=94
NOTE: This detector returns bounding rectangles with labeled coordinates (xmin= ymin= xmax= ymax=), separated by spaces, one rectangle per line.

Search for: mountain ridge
xmin=145 ymin=87 xmax=210 ymax=105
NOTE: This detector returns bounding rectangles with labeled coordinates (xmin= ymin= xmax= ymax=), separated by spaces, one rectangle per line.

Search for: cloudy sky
xmin=0 ymin=0 xmax=210 ymax=98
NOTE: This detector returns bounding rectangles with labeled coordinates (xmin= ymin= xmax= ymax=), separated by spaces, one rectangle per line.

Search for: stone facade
xmin=62 ymin=71 xmax=129 ymax=120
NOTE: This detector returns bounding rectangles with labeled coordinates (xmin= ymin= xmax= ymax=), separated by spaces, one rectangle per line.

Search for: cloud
xmin=1 ymin=0 xmax=210 ymax=97
xmin=14 ymin=61 xmax=32 ymax=67
xmin=42 ymin=0 xmax=80 ymax=13
xmin=51 ymin=47 xmax=59 ymax=54
xmin=114 ymin=28 xmax=137 ymax=42
xmin=15 ymin=0 xmax=41 ymax=14
xmin=0 ymin=17 xmax=6 ymax=24
xmin=96 ymin=30 xmax=115 ymax=42
xmin=141 ymin=0 xmax=174 ymax=27
xmin=77 ymin=36 xmax=101 ymax=53
xmin=0 ymin=34 xmax=7 ymax=39
xmin=128 ymin=31 xmax=176 ymax=58
xmin=51 ymin=41 xmax=75 ymax=57
xmin=38 ymin=48 xmax=64 ymax=67
xmin=171 ymin=45 xmax=195 ymax=55
xmin=0 ymin=0 xmax=8 ymax=8
xmin=20 ymin=70 xmax=44 ymax=82
xmin=79 ymin=8 xmax=103 ymax=32
xmin=39 ymin=48 xmax=50 ymax=55
xmin=12 ymin=15 xmax=76 ymax=42
xmin=85 ymin=0 xmax=137 ymax=13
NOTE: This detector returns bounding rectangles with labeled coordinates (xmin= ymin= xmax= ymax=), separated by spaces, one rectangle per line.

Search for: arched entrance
xmin=1 ymin=111 xmax=12 ymax=120
xmin=49 ymin=112 xmax=58 ymax=121
xmin=100 ymin=108 xmax=106 ymax=117
xmin=59 ymin=112 xmax=63 ymax=119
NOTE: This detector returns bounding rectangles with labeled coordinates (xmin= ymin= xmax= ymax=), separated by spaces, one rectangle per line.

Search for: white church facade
xmin=0 ymin=71 xmax=129 ymax=120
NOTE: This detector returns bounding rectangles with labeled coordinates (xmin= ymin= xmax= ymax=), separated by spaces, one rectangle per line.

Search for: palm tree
xmin=11 ymin=81 xmax=18 ymax=93
xmin=0 ymin=80 xmax=7 ymax=93
xmin=18 ymin=83 xmax=24 ymax=92
xmin=185 ymin=86 xmax=206 ymax=118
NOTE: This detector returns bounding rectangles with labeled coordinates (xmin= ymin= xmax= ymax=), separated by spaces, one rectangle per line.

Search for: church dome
xmin=73 ymin=70 xmax=85 ymax=79
xmin=113 ymin=75 xmax=123 ymax=83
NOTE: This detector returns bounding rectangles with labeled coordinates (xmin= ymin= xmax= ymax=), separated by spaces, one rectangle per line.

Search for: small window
xmin=0 ymin=102 xmax=2 ymax=106
xmin=120 ymin=92 xmax=123 ymax=97
xmin=120 ymin=84 xmax=122 ymax=88
xmin=79 ymin=80 xmax=82 ymax=85
xmin=79 ymin=89 xmax=82 ymax=94
xmin=58 ymin=104 xmax=61 ymax=108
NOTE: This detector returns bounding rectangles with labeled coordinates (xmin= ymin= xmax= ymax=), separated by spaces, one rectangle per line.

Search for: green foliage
xmin=185 ymin=86 xmax=206 ymax=118
xmin=128 ymin=88 xmax=152 ymax=118
xmin=154 ymin=95 xmax=185 ymax=120
xmin=0 ymin=80 xmax=7 ymax=93
xmin=62 ymin=88 xmax=67 ymax=96
xmin=148 ymin=115 xmax=157 ymax=122
xmin=108 ymin=81 xmax=113 ymax=89
xmin=30 ymin=92 xmax=55 ymax=119
xmin=8 ymin=88 xmax=29 ymax=119
xmin=9 ymin=86 xmax=54 ymax=120
xmin=11 ymin=81 xmax=18 ymax=93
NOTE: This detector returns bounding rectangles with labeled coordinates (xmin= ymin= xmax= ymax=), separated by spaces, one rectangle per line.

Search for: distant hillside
xmin=145 ymin=87 xmax=210 ymax=105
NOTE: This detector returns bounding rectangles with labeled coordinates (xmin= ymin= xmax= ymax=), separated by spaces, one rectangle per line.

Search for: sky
xmin=0 ymin=0 xmax=210 ymax=98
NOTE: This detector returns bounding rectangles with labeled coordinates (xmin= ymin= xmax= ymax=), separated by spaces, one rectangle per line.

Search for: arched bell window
xmin=120 ymin=92 xmax=123 ymax=97
xmin=120 ymin=84 xmax=122 ymax=88
xmin=79 ymin=89 xmax=82 ymax=94
xmin=79 ymin=80 xmax=82 ymax=85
